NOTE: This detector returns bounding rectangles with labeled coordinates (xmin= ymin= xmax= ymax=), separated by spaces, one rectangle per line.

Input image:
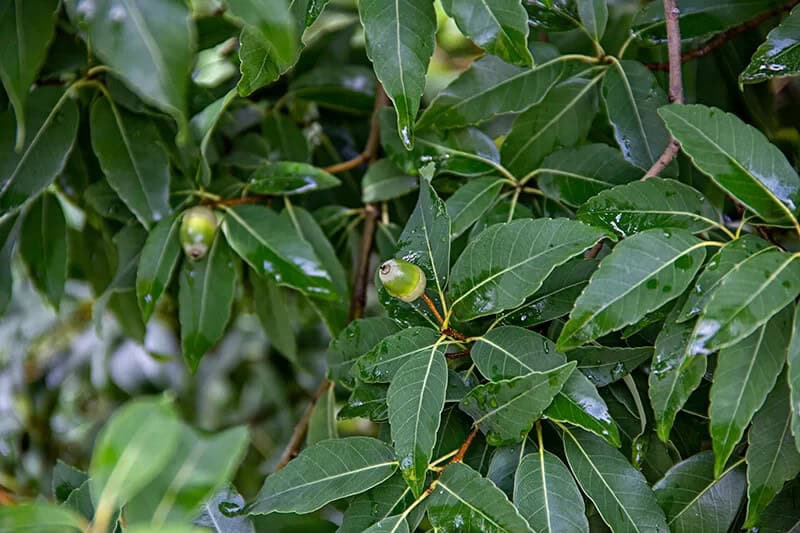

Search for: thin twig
xmin=444 ymin=349 xmax=471 ymax=360
xmin=208 ymin=195 xmax=270 ymax=207
xmin=324 ymin=85 xmax=387 ymax=174
xmin=274 ymin=378 xmax=331 ymax=470
xmin=350 ymin=203 xmax=379 ymax=321
xmin=643 ymin=0 xmax=684 ymax=180
xmin=585 ymin=240 xmax=604 ymax=259
xmin=645 ymin=0 xmax=800 ymax=71
xmin=452 ymin=426 xmax=479 ymax=463
xmin=422 ymin=294 xmax=445 ymax=325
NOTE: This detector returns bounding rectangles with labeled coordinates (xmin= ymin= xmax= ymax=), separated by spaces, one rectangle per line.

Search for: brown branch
xmin=445 ymin=349 xmax=471 ymax=360
xmin=643 ymin=0 xmax=684 ymax=180
xmin=349 ymin=203 xmax=379 ymax=321
xmin=0 ymin=485 xmax=15 ymax=505
xmin=585 ymin=240 xmax=604 ymax=259
xmin=274 ymin=378 xmax=331 ymax=470
xmin=324 ymin=85 xmax=387 ymax=174
xmin=645 ymin=0 xmax=800 ymax=71
xmin=208 ymin=195 xmax=270 ymax=207
xmin=421 ymin=294 xmax=445 ymax=325
xmin=452 ymin=426 xmax=479 ymax=463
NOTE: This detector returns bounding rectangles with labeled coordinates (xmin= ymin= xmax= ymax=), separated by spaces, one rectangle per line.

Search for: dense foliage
xmin=2 ymin=0 xmax=800 ymax=531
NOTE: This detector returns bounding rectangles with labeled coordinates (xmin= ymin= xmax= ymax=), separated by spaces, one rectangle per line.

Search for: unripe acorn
xmin=180 ymin=206 xmax=218 ymax=260
xmin=379 ymin=259 xmax=426 ymax=303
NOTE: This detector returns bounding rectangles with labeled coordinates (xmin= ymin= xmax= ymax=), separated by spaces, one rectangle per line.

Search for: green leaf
xmin=653 ymin=451 xmax=745 ymax=533
xmin=90 ymin=97 xmax=171 ymax=228
xmin=327 ymin=317 xmax=401 ymax=387
xmin=252 ymin=276 xmax=298 ymax=363
xmin=577 ymin=0 xmax=608 ymax=40
xmin=340 ymin=472 xmax=421 ymax=533
xmin=226 ymin=0 xmax=297 ymax=97
xmin=0 ymin=504 xmax=85 ymax=533
xmin=19 ymin=193 xmax=67 ymax=309
xmin=52 ymin=461 xmax=88 ymax=503
xmin=569 ymin=346 xmax=653 ymax=387
xmin=0 ymin=0 xmax=59 ymax=148
xmin=690 ymin=250 xmax=800 ymax=355
xmin=192 ymin=89 xmax=237 ymax=186
xmin=246 ymin=162 xmax=340 ymax=195
xmin=538 ymin=144 xmax=644 ymax=207
xmin=563 ymin=428 xmax=669 ymax=533
xmin=356 ymin=327 xmax=443 ymax=383
xmin=290 ymin=66 xmax=376 ymax=114
xmin=0 ymin=215 xmax=16 ymax=316
xmin=741 ymin=5 xmax=800 ymax=83
xmin=557 ymin=229 xmax=706 ymax=351
xmin=136 ymin=213 xmax=182 ymax=322
xmin=449 ymin=218 xmax=604 ymax=321
xmin=262 ymin=113 xmax=309 ymax=163
xmin=125 ymin=426 xmax=249 ymax=525
xmin=632 ymin=0 xmax=787 ymax=44
xmin=659 ymin=104 xmax=800 ymax=224
xmin=745 ymin=375 xmax=800 ymax=527
xmin=0 ymin=88 xmax=79 ymax=213
xmin=63 ymin=480 xmax=95 ymax=521
xmin=359 ymin=0 xmax=436 ymax=149
xmin=446 ymin=177 xmax=504 ymax=238
xmin=90 ymin=398 xmax=182 ymax=513
xmin=65 ymin=0 xmax=195 ymax=132
xmin=179 ymin=234 xmax=237 ymax=371
xmin=470 ymin=326 xmax=619 ymax=446
xmin=649 ymin=299 xmax=707 ymax=443
xmin=307 ymin=384 xmax=338 ymax=445
xmin=602 ymin=60 xmax=671 ymax=171
xmin=195 ymin=486 xmax=255 ymax=533
xmin=487 ymin=442 xmax=530 ymax=496
xmin=677 ymin=235 xmax=773 ymax=323
xmin=514 ymin=449 xmax=589 ymax=533
xmin=363 ymin=515 xmax=409 ymax=533
xmin=387 ymin=341 xmax=447 ymax=495
xmin=440 ymin=0 xmax=531 ymax=66
xmin=460 ymin=362 xmax=576 ymax=446
xmin=577 ymin=178 xmax=719 ymax=237
xmin=501 ymin=77 xmax=601 ymax=178
xmin=339 ymin=382 xmax=389 ymax=421
xmin=222 ymin=204 xmax=337 ymax=299
xmin=249 ymin=437 xmax=398 ymax=514
xmin=427 ymin=462 xmax=531 ymax=532
xmin=754 ymin=479 xmax=800 ymax=533
xmin=789 ymin=305 xmax=800 ymax=453
xmin=362 ymin=159 xmax=418 ymax=203
xmin=709 ymin=307 xmax=791 ymax=477
xmin=416 ymin=53 xmax=563 ymax=130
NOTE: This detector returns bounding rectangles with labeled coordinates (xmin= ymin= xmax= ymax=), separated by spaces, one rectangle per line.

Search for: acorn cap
xmin=379 ymin=258 xmax=426 ymax=303
xmin=180 ymin=206 xmax=218 ymax=260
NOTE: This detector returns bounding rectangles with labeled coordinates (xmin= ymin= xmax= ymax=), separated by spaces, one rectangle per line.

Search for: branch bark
xmin=643 ymin=0 xmax=684 ymax=180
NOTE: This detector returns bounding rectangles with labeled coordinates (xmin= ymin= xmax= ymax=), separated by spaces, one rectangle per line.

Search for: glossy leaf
xmin=387 ymin=342 xmax=447 ymax=495
xmin=558 ymin=229 xmax=706 ymax=351
xmin=569 ymin=346 xmax=653 ymax=387
xmin=52 ymin=461 xmax=87 ymax=503
xmin=441 ymin=0 xmax=531 ymax=66
xmin=548 ymin=371 xmax=621 ymax=447
xmin=359 ymin=0 xmax=436 ymax=148
xmin=65 ymin=0 xmax=195 ymax=130
xmin=362 ymin=159 xmax=418 ymax=203
xmin=340 ymin=472 xmax=421 ymax=533
xmin=460 ymin=362 xmax=576 ymax=446
xmin=290 ymin=65 xmax=376 ymax=114
xmin=538 ymin=144 xmax=644 ymax=207
xmin=446 ymin=177 xmax=504 ymax=238
xmin=246 ymin=162 xmax=340 ymax=195
xmin=416 ymin=53 xmax=561 ymax=130
xmin=577 ymin=178 xmax=719 ymax=237
xmin=0 ymin=0 xmax=59 ymax=147
xmin=326 ymin=317 xmax=401 ymax=387
xmin=577 ymin=0 xmax=608 ymax=40
xmin=262 ymin=113 xmax=309 ymax=162
xmin=394 ymin=179 xmax=450 ymax=302
xmin=514 ymin=449 xmax=589 ymax=533
xmin=89 ymin=398 xmax=182 ymax=512
xmin=741 ymin=5 xmax=800 ymax=83
xmin=427 ymin=462 xmax=531 ymax=532
xmin=563 ymin=428 xmax=669 ymax=533
xmin=90 ymin=97 xmax=171 ymax=228
xmin=649 ymin=299 xmax=707 ymax=443
xmin=222 ymin=204 xmax=337 ymax=299
xmin=249 ymin=437 xmax=397 ymax=514
xmin=356 ymin=327 xmax=443 ymax=383
xmin=709 ymin=307 xmax=791 ymax=477
xmin=19 ymin=193 xmax=67 ymax=308
xmin=677 ymin=235 xmax=773 ymax=323
xmin=192 ymin=89 xmax=237 ymax=186
xmin=179 ymin=234 xmax=237 ymax=371
xmin=745 ymin=376 xmax=800 ymax=527
xmin=602 ymin=60 xmax=671 ymax=171
xmin=136 ymin=213 xmax=182 ymax=322
xmin=501 ymin=77 xmax=601 ymax=177
xmin=125 ymin=426 xmax=249 ymax=525
xmin=690 ymin=250 xmax=800 ymax=355
xmin=660 ymin=104 xmax=800 ymax=224
xmin=449 ymin=218 xmax=604 ymax=321
xmin=339 ymin=382 xmax=389 ymax=421
xmin=0 ymin=88 xmax=79 ymax=213
xmin=653 ymin=451 xmax=745 ymax=533
xmin=754 ymin=479 xmax=800 ymax=532
xmin=790 ymin=305 xmax=800 ymax=453
xmin=253 ymin=276 xmax=298 ymax=363
xmin=307 ymin=384 xmax=338 ymax=445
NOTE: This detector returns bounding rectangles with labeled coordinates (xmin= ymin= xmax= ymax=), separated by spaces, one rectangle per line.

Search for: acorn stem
xmin=422 ymin=293 xmax=444 ymax=325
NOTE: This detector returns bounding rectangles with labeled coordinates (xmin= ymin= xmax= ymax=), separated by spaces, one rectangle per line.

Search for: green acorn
xmin=379 ymin=258 xmax=426 ymax=303
xmin=180 ymin=206 xmax=218 ymax=260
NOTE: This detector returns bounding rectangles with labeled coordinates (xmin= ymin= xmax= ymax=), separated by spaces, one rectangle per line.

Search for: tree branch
xmin=643 ymin=0 xmax=684 ymax=180
xmin=645 ymin=0 xmax=800 ymax=71
xmin=324 ymin=85 xmax=387 ymax=174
